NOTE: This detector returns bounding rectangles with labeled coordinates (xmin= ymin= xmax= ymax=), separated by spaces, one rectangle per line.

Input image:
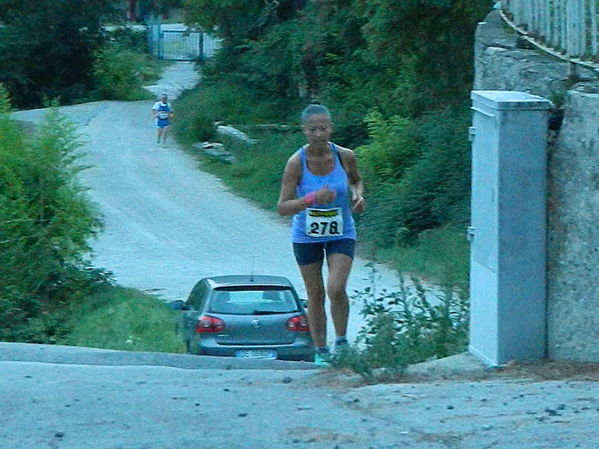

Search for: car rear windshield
xmin=208 ymin=286 xmax=299 ymax=315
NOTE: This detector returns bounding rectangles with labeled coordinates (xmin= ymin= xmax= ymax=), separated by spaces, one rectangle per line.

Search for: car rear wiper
xmin=251 ymin=310 xmax=295 ymax=315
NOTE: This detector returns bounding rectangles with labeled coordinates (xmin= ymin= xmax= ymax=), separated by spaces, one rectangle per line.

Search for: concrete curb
xmin=0 ymin=342 xmax=318 ymax=371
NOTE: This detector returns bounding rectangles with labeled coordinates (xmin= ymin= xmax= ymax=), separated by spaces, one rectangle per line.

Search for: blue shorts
xmin=156 ymin=119 xmax=169 ymax=128
xmin=293 ymin=239 xmax=356 ymax=266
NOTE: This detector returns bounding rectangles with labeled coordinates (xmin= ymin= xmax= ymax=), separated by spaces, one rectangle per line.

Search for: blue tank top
xmin=156 ymin=102 xmax=171 ymax=122
xmin=291 ymin=143 xmax=356 ymax=243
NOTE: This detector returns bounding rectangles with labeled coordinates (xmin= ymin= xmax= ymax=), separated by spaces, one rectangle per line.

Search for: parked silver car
xmin=175 ymin=275 xmax=313 ymax=361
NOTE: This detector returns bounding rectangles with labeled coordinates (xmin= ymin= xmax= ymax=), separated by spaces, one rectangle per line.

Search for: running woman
xmin=278 ymin=104 xmax=366 ymax=365
xmin=152 ymin=93 xmax=173 ymax=144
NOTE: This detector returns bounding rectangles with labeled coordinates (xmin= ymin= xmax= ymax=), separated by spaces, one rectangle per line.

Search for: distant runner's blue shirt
xmin=291 ymin=143 xmax=356 ymax=243
xmin=153 ymin=101 xmax=172 ymax=127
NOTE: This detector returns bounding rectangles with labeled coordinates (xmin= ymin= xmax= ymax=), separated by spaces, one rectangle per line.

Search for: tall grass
xmin=201 ymin=130 xmax=306 ymax=211
xmin=0 ymin=95 xmax=102 ymax=343
xmin=173 ymin=80 xmax=307 ymax=210
xmin=65 ymin=285 xmax=186 ymax=353
xmin=369 ymin=224 xmax=470 ymax=293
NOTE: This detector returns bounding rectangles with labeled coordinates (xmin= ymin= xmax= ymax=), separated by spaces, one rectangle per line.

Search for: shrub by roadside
xmin=0 ymin=90 xmax=101 ymax=342
xmin=333 ymin=268 xmax=469 ymax=380
xmin=172 ymin=80 xmax=296 ymax=145
xmin=92 ymin=44 xmax=162 ymax=101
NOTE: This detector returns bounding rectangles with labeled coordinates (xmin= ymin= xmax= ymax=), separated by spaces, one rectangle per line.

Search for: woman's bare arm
xmin=339 ymin=147 xmax=366 ymax=213
xmin=277 ymin=154 xmax=305 ymax=216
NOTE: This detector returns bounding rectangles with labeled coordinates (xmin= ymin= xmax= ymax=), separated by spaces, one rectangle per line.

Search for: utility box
xmin=469 ymin=91 xmax=552 ymax=366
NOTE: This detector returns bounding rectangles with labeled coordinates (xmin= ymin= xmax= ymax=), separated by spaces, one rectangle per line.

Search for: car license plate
xmin=235 ymin=349 xmax=276 ymax=359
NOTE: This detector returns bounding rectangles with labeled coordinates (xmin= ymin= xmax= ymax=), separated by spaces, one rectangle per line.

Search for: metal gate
xmin=148 ymin=24 xmax=220 ymax=61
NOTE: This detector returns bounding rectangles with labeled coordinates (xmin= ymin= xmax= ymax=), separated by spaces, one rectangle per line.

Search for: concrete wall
xmin=475 ymin=10 xmax=599 ymax=361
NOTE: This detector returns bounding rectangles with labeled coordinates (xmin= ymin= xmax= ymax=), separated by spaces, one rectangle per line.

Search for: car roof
xmin=201 ymin=275 xmax=295 ymax=289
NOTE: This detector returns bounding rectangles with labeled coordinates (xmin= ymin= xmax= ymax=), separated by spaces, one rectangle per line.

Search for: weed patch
xmin=333 ymin=266 xmax=469 ymax=380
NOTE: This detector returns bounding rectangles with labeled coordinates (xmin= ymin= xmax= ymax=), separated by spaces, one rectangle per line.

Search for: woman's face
xmin=303 ymin=114 xmax=333 ymax=146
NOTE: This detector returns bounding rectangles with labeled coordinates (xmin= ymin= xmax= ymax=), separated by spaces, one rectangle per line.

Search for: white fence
xmin=501 ymin=0 xmax=598 ymax=62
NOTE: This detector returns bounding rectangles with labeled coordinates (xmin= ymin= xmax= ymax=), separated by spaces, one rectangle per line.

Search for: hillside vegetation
xmin=176 ymin=0 xmax=492 ymax=289
xmin=0 ymin=89 xmax=101 ymax=342
xmin=0 ymin=1 xmax=164 ymax=107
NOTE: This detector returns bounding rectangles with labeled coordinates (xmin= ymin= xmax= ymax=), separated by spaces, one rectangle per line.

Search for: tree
xmin=0 ymin=88 xmax=100 ymax=341
xmin=0 ymin=0 xmax=120 ymax=107
xmin=139 ymin=0 xmax=183 ymax=21
xmin=179 ymin=0 xmax=492 ymax=246
xmin=183 ymin=0 xmax=265 ymax=42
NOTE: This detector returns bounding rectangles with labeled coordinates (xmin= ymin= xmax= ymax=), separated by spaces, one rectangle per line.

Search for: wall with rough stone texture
xmin=475 ymin=10 xmax=599 ymax=361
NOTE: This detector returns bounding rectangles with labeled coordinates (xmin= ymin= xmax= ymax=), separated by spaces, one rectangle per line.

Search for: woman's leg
xmin=298 ymin=260 xmax=327 ymax=347
xmin=326 ymin=252 xmax=353 ymax=338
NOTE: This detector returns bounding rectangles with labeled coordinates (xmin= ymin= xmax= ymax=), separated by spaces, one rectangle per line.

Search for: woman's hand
xmin=352 ymin=193 xmax=366 ymax=213
xmin=315 ymin=186 xmax=337 ymax=204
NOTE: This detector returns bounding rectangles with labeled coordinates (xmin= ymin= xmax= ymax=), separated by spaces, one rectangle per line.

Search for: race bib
xmin=305 ymin=208 xmax=343 ymax=238
xmin=158 ymin=111 xmax=170 ymax=120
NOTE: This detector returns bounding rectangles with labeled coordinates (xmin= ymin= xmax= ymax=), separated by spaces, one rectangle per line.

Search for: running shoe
xmin=314 ymin=352 xmax=332 ymax=367
xmin=335 ymin=337 xmax=349 ymax=351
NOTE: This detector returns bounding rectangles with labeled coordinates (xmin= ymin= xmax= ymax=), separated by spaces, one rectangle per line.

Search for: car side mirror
xmin=168 ymin=300 xmax=187 ymax=311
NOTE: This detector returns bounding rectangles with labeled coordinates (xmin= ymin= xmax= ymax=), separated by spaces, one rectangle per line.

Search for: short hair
xmin=301 ymin=104 xmax=331 ymax=125
xmin=161 ymin=93 xmax=168 ymax=98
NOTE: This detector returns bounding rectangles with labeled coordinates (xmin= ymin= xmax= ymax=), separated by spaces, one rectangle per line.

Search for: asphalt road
xmin=12 ymin=61 xmax=401 ymax=345
xmin=1 ymin=345 xmax=598 ymax=449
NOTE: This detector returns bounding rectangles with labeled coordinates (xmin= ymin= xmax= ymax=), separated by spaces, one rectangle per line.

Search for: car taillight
xmin=195 ymin=315 xmax=225 ymax=333
xmin=286 ymin=315 xmax=310 ymax=332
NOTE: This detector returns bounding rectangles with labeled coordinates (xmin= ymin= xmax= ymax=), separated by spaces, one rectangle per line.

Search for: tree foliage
xmin=0 ymin=0 xmax=120 ymax=107
xmin=183 ymin=0 xmax=265 ymax=42
xmin=0 ymin=89 xmax=101 ymax=341
xmin=182 ymin=0 xmax=492 ymax=251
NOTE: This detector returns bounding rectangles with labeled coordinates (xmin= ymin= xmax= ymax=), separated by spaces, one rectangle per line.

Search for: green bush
xmin=92 ymin=45 xmax=160 ymax=101
xmin=355 ymin=110 xmax=419 ymax=181
xmin=356 ymin=105 xmax=471 ymax=248
xmin=189 ymin=113 xmax=217 ymax=142
xmin=105 ymin=27 xmax=150 ymax=53
xmin=173 ymin=80 xmax=295 ymax=145
xmin=0 ymin=91 xmax=101 ymax=342
xmin=334 ymin=268 xmax=469 ymax=379
xmin=172 ymin=90 xmax=217 ymax=144
xmin=0 ymin=0 xmax=119 ymax=108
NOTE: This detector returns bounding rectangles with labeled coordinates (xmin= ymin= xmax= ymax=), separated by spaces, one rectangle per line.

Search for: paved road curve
xmin=12 ymin=62 xmax=400 ymax=344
